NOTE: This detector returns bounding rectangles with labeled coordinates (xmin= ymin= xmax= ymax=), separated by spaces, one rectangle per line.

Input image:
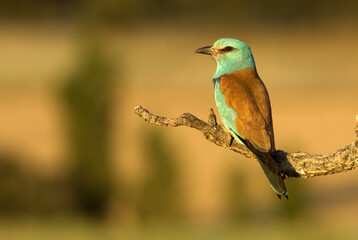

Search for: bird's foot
xmin=229 ymin=136 xmax=234 ymax=147
xmin=221 ymin=125 xmax=234 ymax=147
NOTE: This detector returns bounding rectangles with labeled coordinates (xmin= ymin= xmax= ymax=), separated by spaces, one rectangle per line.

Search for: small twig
xmin=135 ymin=106 xmax=358 ymax=178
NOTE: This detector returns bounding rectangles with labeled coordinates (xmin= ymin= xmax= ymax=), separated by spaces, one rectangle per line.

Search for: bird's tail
xmin=256 ymin=156 xmax=288 ymax=199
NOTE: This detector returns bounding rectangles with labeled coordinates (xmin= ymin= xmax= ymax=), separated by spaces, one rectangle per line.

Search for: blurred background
xmin=0 ymin=0 xmax=358 ymax=239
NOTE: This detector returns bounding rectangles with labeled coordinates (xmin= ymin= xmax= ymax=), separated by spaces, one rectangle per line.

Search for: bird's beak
xmin=195 ymin=45 xmax=216 ymax=56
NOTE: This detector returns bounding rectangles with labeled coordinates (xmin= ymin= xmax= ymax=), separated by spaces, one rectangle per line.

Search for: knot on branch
xmin=208 ymin=108 xmax=218 ymax=126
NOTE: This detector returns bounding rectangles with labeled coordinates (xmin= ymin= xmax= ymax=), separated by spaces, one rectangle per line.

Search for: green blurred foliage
xmin=61 ymin=34 xmax=115 ymax=218
xmin=225 ymin=166 xmax=251 ymax=223
xmin=0 ymin=154 xmax=73 ymax=217
xmin=137 ymin=129 xmax=182 ymax=222
xmin=225 ymin=163 xmax=308 ymax=223
xmin=274 ymin=178 xmax=307 ymax=219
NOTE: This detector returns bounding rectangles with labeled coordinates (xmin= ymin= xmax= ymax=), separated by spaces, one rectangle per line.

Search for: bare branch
xmin=135 ymin=106 xmax=358 ymax=178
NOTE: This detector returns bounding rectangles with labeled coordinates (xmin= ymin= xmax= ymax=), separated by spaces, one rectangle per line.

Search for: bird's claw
xmin=229 ymin=136 xmax=234 ymax=147
xmin=221 ymin=125 xmax=234 ymax=147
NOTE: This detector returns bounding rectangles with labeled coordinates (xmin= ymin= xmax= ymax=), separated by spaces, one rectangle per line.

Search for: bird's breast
xmin=214 ymin=80 xmax=244 ymax=145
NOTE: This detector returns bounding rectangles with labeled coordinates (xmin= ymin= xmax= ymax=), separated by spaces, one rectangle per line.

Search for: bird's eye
xmin=224 ymin=46 xmax=234 ymax=51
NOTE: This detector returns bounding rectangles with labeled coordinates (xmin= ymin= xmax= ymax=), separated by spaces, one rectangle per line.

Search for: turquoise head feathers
xmin=195 ymin=38 xmax=256 ymax=78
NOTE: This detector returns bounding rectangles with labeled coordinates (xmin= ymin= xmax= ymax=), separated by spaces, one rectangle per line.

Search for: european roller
xmin=196 ymin=38 xmax=288 ymax=199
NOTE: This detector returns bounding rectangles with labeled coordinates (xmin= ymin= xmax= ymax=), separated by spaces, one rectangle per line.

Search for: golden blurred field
xmin=0 ymin=19 xmax=358 ymax=238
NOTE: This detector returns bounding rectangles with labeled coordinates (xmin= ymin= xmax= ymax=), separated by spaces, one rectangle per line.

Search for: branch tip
xmin=134 ymin=105 xmax=143 ymax=114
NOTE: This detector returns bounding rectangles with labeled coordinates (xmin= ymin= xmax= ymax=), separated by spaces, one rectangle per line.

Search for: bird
xmin=195 ymin=38 xmax=288 ymax=199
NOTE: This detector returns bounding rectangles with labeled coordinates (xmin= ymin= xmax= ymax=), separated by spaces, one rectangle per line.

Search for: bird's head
xmin=195 ymin=38 xmax=256 ymax=77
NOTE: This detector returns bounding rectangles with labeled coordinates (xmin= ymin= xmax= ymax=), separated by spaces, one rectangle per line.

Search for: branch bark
xmin=134 ymin=106 xmax=358 ymax=178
